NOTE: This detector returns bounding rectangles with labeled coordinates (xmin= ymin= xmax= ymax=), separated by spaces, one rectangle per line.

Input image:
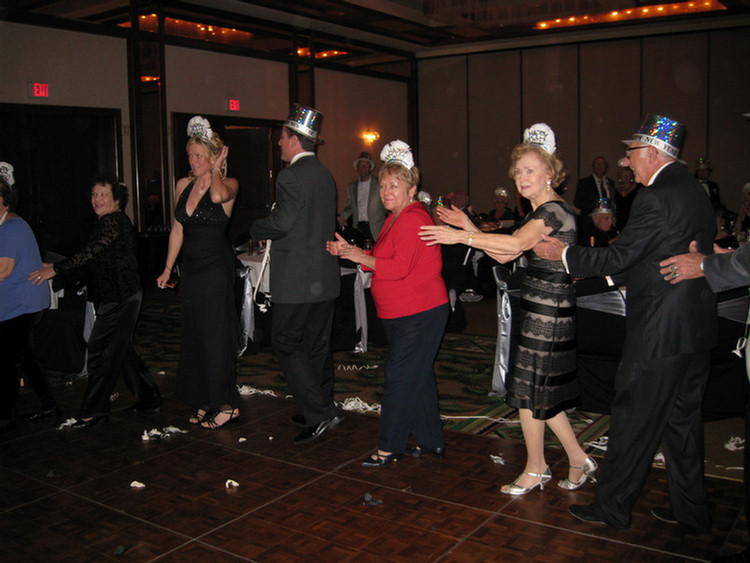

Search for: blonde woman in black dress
xmin=157 ymin=116 xmax=240 ymax=429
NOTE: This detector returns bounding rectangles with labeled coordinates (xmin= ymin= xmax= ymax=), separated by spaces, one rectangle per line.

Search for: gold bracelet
xmin=467 ymin=231 xmax=474 ymax=247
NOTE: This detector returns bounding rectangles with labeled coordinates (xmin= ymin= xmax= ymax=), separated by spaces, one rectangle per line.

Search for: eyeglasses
xmin=625 ymin=146 xmax=649 ymax=158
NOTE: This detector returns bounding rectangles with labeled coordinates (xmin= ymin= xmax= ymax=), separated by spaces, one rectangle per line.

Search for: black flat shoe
xmin=651 ymin=507 xmax=678 ymax=524
xmin=361 ymin=452 xmax=403 ymax=468
xmin=652 ymin=507 xmax=709 ymax=534
xmin=72 ymin=415 xmax=109 ymax=428
xmin=293 ymin=414 xmax=344 ymax=444
xmin=21 ymin=405 xmax=62 ymax=421
xmin=404 ymin=445 xmax=445 ymax=459
xmin=569 ymin=504 xmax=629 ymax=530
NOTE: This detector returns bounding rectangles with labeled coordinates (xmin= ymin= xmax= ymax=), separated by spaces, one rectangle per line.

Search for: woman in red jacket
xmin=327 ymin=140 xmax=449 ymax=467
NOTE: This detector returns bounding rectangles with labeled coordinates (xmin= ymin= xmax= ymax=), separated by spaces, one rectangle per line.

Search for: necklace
xmin=0 ymin=210 xmax=8 ymax=225
xmin=533 ymin=190 xmax=553 ymax=209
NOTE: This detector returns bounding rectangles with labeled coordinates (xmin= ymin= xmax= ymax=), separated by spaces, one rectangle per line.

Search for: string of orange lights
xmin=535 ymin=1 xmax=725 ymax=31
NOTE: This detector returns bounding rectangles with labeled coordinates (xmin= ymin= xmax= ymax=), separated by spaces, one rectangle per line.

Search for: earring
xmin=546 ymin=179 xmax=552 ymax=191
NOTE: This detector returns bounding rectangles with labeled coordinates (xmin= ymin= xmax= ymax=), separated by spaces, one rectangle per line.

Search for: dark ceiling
xmin=4 ymin=0 xmax=750 ymax=57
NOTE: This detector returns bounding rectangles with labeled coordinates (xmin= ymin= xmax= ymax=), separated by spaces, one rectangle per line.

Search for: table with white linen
xmin=236 ymin=252 xmax=370 ymax=354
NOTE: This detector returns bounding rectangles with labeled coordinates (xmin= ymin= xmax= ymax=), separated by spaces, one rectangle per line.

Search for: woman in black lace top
xmin=30 ymin=174 xmax=161 ymax=427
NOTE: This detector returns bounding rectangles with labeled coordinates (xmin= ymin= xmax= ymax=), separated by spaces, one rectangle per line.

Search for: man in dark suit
xmin=339 ymin=151 xmax=386 ymax=243
xmin=535 ymin=114 xmax=717 ymax=531
xmin=574 ymin=155 xmax=615 ymax=218
xmin=251 ymin=104 xmax=343 ymax=444
xmin=695 ymin=157 xmax=721 ymax=206
xmin=660 ymin=242 xmax=750 ymax=563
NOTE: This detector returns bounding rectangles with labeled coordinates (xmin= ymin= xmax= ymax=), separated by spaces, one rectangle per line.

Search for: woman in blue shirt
xmin=0 ymin=167 xmax=51 ymax=432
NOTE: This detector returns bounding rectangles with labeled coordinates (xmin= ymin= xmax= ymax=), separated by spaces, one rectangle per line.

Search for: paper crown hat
xmin=589 ymin=198 xmax=613 ymax=216
xmin=622 ymin=113 xmax=685 ymax=161
xmin=523 ymin=123 xmax=556 ymax=154
xmin=285 ymin=104 xmax=323 ymax=140
xmin=353 ymin=151 xmax=375 ymax=171
xmin=380 ymin=140 xmax=415 ymax=170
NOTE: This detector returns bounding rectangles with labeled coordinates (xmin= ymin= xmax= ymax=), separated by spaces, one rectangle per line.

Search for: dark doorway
xmin=171 ymin=113 xmax=282 ymax=247
xmin=0 ymin=103 xmax=122 ymax=257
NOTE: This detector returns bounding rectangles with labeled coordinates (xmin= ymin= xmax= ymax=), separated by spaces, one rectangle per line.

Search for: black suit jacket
xmin=574 ymin=175 xmax=614 ymax=216
xmin=567 ymin=162 xmax=717 ymax=361
xmin=704 ymin=244 xmax=750 ymax=292
xmin=250 ymin=154 xmax=340 ymax=304
xmin=696 ymin=178 xmax=720 ymax=205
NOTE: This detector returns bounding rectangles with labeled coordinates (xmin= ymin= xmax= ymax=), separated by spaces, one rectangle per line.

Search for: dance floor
xmin=1 ymin=371 xmax=746 ymax=563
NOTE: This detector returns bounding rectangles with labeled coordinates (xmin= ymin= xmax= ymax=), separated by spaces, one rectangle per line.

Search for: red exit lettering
xmin=33 ymin=83 xmax=49 ymax=97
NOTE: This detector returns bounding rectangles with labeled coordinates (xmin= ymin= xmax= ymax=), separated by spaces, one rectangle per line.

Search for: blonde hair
xmin=186 ymin=133 xmax=227 ymax=178
xmin=378 ymin=162 xmax=420 ymax=188
xmin=508 ymin=144 xmax=566 ymax=188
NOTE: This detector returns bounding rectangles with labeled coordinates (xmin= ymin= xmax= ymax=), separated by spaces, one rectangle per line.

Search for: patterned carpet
xmin=130 ymin=287 xmax=611 ymax=453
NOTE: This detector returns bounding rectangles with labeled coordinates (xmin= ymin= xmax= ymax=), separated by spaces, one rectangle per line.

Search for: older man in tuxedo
xmin=535 ymin=114 xmax=716 ymax=531
xmin=661 ymin=243 xmax=750 ymax=563
xmin=251 ymin=105 xmax=342 ymax=444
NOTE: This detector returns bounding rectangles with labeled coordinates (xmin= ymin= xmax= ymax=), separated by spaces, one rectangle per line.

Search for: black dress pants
xmin=80 ymin=290 xmax=160 ymax=418
xmin=0 ymin=311 xmax=51 ymax=422
xmin=594 ymin=351 xmax=711 ymax=530
xmin=271 ymin=299 xmax=338 ymax=426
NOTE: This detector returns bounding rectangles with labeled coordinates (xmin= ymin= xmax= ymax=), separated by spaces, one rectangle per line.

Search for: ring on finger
xmin=670 ymin=264 xmax=677 ymax=272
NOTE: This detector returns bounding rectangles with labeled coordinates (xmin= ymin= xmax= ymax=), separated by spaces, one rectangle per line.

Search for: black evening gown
xmin=174 ymin=180 xmax=241 ymax=410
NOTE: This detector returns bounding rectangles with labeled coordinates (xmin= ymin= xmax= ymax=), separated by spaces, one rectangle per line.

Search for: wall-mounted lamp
xmin=362 ymin=130 xmax=380 ymax=144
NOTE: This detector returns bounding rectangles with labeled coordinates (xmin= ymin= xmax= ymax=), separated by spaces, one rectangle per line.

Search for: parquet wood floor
xmin=0 ymin=372 xmax=745 ymax=562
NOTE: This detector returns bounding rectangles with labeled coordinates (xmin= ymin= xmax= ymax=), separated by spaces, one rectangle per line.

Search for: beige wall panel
xmin=642 ymin=34 xmax=708 ymax=170
xmin=521 ymin=45 xmax=579 ymax=205
xmin=418 ymin=57 xmax=468 ymax=201
xmin=0 ymin=22 xmax=133 ymax=202
xmin=707 ymin=28 xmax=750 ymax=212
xmin=165 ymin=45 xmax=288 ymax=197
xmin=0 ymin=23 xmax=128 ymax=109
xmin=165 ymin=45 xmax=288 ymax=118
xmin=467 ymin=50 xmax=522 ymax=215
xmin=578 ymin=39 xmax=641 ymax=187
xmin=314 ymin=68 xmax=409 ymax=213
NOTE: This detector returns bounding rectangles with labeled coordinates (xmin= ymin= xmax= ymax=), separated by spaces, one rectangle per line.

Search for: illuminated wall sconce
xmin=362 ymin=130 xmax=380 ymax=144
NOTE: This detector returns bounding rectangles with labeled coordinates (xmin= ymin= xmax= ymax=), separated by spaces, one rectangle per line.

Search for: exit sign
xmin=226 ymin=99 xmax=240 ymax=111
xmin=27 ymin=82 xmax=50 ymax=98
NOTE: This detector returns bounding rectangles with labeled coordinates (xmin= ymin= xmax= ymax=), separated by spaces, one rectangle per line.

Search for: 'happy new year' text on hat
xmin=622 ymin=113 xmax=686 ymax=163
